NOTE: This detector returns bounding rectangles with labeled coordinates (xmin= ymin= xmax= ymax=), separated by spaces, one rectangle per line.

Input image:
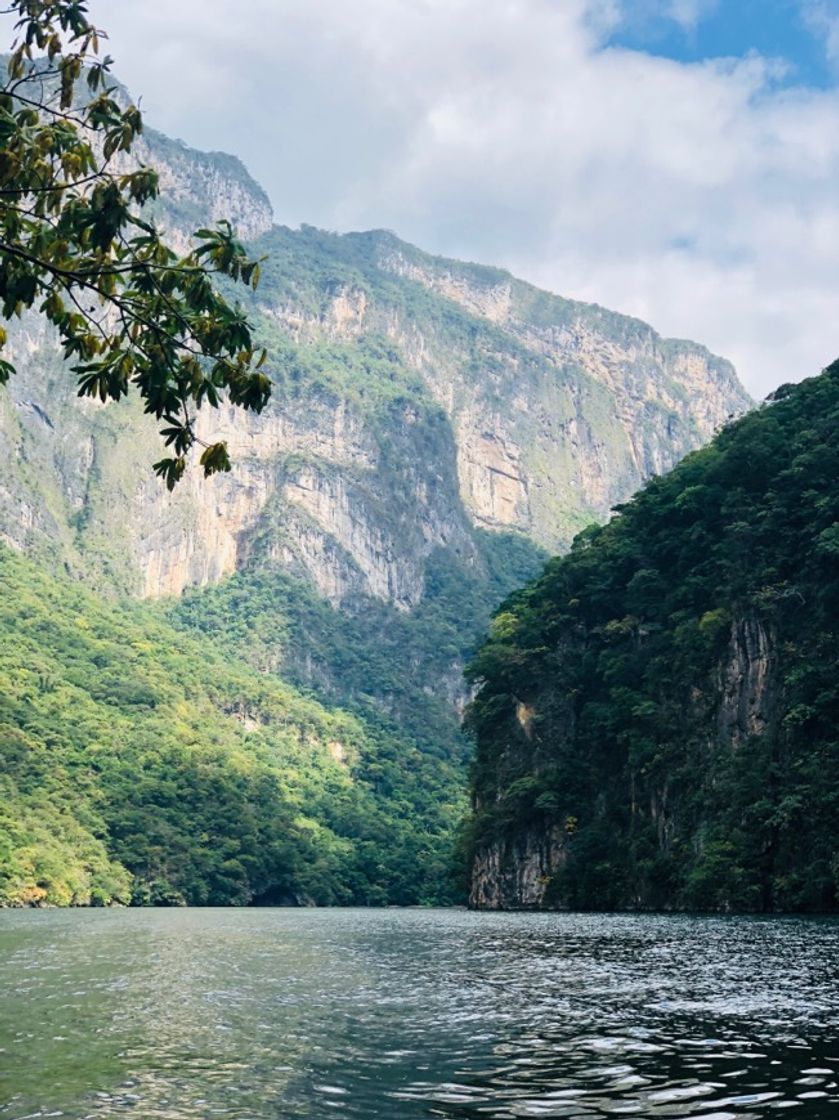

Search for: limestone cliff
xmin=470 ymin=825 xmax=567 ymax=911
xmin=0 ymin=121 xmax=749 ymax=610
xmin=376 ymin=238 xmax=746 ymax=546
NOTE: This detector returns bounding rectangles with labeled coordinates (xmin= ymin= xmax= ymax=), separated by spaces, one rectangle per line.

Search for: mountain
xmin=466 ymin=363 xmax=839 ymax=914
xmin=0 ymin=543 xmax=468 ymax=907
xmin=1 ymin=123 xmax=750 ymax=597
xmin=0 ymin=118 xmax=751 ymax=905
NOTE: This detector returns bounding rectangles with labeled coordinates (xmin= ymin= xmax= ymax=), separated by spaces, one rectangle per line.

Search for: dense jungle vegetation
xmin=0 ymin=546 xmax=470 ymax=907
xmin=467 ymin=361 xmax=839 ymax=912
xmin=170 ymin=530 xmax=545 ymax=772
xmin=0 ymin=525 xmax=544 ymax=908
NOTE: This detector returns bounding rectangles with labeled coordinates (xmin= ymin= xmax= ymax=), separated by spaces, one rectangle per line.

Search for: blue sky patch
xmin=604 ymin=0 xmax=838 ymax=89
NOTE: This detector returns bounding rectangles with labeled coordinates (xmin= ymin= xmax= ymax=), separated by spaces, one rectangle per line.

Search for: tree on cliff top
xmin=0 ymin=0 xmax=271 ymax=487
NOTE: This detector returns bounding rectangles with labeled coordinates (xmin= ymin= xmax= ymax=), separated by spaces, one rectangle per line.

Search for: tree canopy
xmin=466 ymin=361 xmax=839 ymax=912
xmin=0 ymin=0 xmax=271 ymax=486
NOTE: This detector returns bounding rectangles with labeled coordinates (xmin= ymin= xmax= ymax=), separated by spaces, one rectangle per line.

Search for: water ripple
xmin=0 ymin=910 xmax=838 ymax=1118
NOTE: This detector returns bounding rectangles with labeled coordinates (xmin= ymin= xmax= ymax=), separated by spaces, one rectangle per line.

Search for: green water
xmin=1 ymin=909 xmax=837 ymax=1118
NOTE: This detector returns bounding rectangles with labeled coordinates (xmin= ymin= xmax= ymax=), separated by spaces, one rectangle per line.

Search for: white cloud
xmin=801 ymin=1 xmax=839 ymax=70
xmin=665 ymin=0 xmax=719 ymax=31
xmin=17 ymin=1 xmax=839 ymax=395
xmin=609 ymin=0 xmax=720 ymax=33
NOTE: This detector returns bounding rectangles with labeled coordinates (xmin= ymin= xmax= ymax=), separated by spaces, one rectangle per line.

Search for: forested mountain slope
xmin=467 ymin=363 xmax=839 ymax=913
xmin=0 ymin=111 xmax=751 ymax=904
xmin=0 ymin=545 xmax=468 ymax=907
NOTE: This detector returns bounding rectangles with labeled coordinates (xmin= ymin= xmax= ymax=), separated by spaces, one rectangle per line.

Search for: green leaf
xmin=152 ymin=456 xmax=187 ymax=491
xmin=199 ymin=442 xmax=232 ymax=478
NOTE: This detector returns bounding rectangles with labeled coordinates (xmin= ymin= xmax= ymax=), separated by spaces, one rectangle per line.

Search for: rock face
xmin=136 ymin=127 xmax=274 ymax=242
xmin=718 ymin=617 xmax=777 ymax=746
xmin=377 ymin=243 xmax=747 ymax=548
xmin=0 ymin=117 xmax=754 ymax=826
xmin=0 ymin=128 xmax=750 ymax=608
xmin=470 ymin=826 xmax=567 ymax=910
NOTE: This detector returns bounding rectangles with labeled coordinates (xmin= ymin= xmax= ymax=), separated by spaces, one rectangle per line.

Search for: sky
xmin=29 ymin=2 xmax=839 ymax=395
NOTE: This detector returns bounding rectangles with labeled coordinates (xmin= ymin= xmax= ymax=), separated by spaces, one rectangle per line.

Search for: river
xmin=1 ymin=909 xmax=837 ymax=1118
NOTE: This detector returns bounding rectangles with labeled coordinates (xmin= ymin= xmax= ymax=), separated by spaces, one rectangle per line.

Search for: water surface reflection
xmin=0 ymin=909 xmax=837 ymax=1118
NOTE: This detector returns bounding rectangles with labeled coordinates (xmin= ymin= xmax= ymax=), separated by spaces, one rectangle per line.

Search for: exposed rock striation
xmin=717 ymin=616 xmax=777 ymax=746
xmin=470 ymin=826 xmax=567 ymax=910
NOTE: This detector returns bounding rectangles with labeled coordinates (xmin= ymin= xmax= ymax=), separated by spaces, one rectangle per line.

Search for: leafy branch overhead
xmin=0 ymin=0 xmax=271 ymax=487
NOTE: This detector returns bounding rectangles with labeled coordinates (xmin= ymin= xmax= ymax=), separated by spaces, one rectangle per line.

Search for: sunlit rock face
xmin=0 ymin=127 xmax=750 ymax=605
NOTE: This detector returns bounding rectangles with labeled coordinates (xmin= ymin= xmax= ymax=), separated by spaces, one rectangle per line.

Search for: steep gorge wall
xmin=375 ymin=241 xmax=747 ymax=545
xmin=468 ymin=614 xmax=780 ymax=911
xmin=465 ymin=365 xmax=839 ymax=913
xmin=0 ymin=128 xmax=750 ymax=612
